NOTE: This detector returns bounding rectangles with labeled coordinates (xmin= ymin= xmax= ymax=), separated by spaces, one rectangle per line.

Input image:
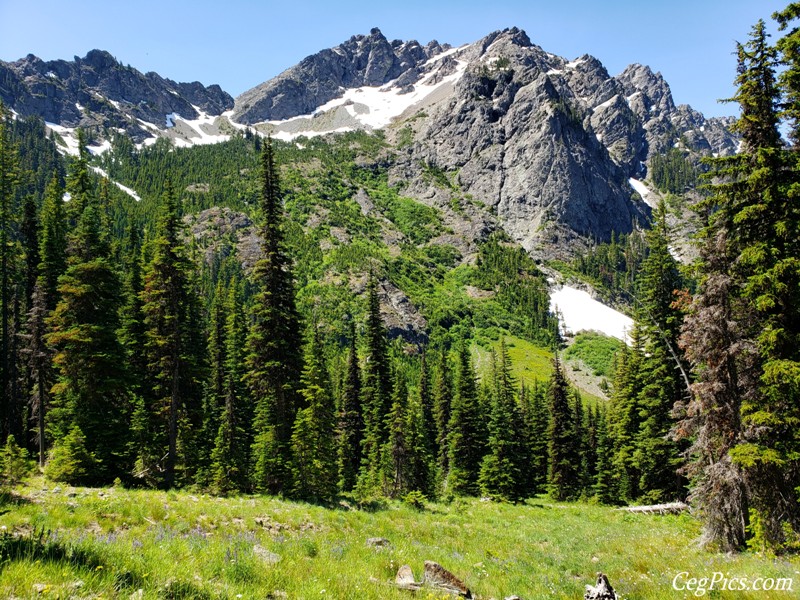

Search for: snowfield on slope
xmin=549 ymin=285 xmax=633 ymax=343
xmin=266 ymin=50 xmax=469 ymax=141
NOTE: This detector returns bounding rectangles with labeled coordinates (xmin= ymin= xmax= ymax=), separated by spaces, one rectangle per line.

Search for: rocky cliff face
xmin=0 ymin=50 xmax=233 ymax=142
xmin=230 ymin=27 xmax=737 ymax=256
xmin=232 ymin=28 xmax=448 ymax=124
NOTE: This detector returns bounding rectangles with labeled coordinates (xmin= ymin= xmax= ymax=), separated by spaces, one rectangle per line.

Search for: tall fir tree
xmin=118 ymin=224 xmax=148 ymax=394
xmin=479 ymin=341 xmax=528 ymax=502
xmin=631 ymin=200 xmax=687 ymax=502
xmin=197 ymin=280 xmax=228 ymax=485
xmin=21 ymin=280 xmax=50 ymax=467
xmin=381 ymin=372 xmax=411 ymax=498
xmin=519 ymin=380 xmax=549 ymax=495
xmin=446 ymin=342 xmax=485 ymax=496
xmin=38 ymin=173 xmax=67 ymax=312
xmin=140 ymin=182 xmax=205 ymax=488
xmin=210 ymin=282 xmax=250 ymax=494
xmin=593 ymin=407 xmax=617 ymax=504
xmin=356 ymin=275 xmax=392 ymax=497
xmin=45 ymin=196 xmax=129 ymax=483
xmin=679 ymin=16 xmax=800 ymax=550
xmin=607 ymin=326 xmax=645 ymax=501
xmin=290 ymin=325 xmax=337 ymax=502
xmin=432 ymin=346 xmax=452 ymax=493
xmin=337 ymin=320 xmax=363 ymax=492
xmin=0 ymin=107 xmax=19 ymax=441
xmin=244 ymin=140 xmax=303 ymax=494
xmin=547 ymin=354 xmax=580 ymax=501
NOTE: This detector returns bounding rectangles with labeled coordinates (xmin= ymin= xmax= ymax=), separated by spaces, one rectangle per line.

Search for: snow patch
xmin=45 ymin=122 xmax=80 ymax=156
xmin=90 ymin=166 xmax=141 ymax=201
xmin=566 ymin=58 xmax=586 ymax=69
xmin=593 ymin=94 xmax=618 ymax=112
xmin=628 ymin=178 xmax=658 ymax=208
xmin=263 ymin=51 xmax=469 ymax=140
xmin=549 ymin=286 xmax=633 ymax=343
xmin=87 ymin=139 xmax=112 ymax=155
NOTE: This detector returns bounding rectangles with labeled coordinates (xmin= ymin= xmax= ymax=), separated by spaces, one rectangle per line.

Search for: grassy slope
xmin=2 ymin=479 xmax=798 ymax=599
xmin=473 ymin=336 xmax=606 ymax=405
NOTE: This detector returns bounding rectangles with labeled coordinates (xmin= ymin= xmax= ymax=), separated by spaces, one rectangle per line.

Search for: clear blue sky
xmin=0 ymin=0 xmax=789 ymax=118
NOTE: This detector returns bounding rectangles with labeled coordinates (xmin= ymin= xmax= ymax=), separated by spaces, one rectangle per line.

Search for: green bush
xmin=44 ymin=426 xmax=99 ymax=485
xmin=1 ymin=435 xmax=31 ymax=485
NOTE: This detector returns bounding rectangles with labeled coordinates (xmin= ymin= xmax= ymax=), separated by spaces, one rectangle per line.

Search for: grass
xmin=472 ymin=336 xmax=606 ymax=405
xmin=563 ymin=332 xmax=624 ymax=378
xmin=1 ymin=478 xmax=798 ymax=599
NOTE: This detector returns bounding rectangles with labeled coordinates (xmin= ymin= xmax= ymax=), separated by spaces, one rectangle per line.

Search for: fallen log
xmin=619 ymin=501 xmax=689 ymax=515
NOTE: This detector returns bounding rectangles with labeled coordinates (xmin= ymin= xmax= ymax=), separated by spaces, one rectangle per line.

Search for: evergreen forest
xmin=1 ymin=2 xmax=800 ymax=560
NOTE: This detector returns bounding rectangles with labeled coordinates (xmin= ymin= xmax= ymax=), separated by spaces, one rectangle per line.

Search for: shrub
xmin=1 ymin=435 xmax=31 ymax=485
xmin=44 ymin=426 xmax=99 ymax=485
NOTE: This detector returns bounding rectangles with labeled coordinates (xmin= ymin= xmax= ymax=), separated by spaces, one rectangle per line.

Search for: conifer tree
xmin=140 ymin=182 xmax=205 ymax=488
xmin=21 ymin=280 xmax=50 ymax=466
xmin=356 ymin=275 xmax=392 ymax=496
xmin=381 ymin=372 xmax=411 ymax=498
xmin=607 ymin=326 xmax=645 ymax=501
xmin=678 ymin=17 xmax=799 ymax=549
xmin=118 ymin=225 xmax=147 ymax=392
xmin=38 ymin=174 xmax=67 ymax=311
xmin=65 ymin=130 xmax=93 ymax=222
xmin=210 ymin=283 xmax=249 ymax=494
xmin=519 ymin=381 xmax=549 ymax=495
xmin=418 ymin=348 xmax=436 ymax=461
xmin=432 ymin=346 xmax=452 ymax=492
xmin=446 ymin=342 xmax=485 ymax=496
xmin=45 ymin=197 xmax=129 ymax=483
xmin=678 ymin=229 xmax=753 ymax=550
xmin=198 ymin=280 xmax=227 ymax=485
xmin=0 ymin=108 xmax=19 ymax=441
xmin=20 ymin=195 xmax=38 ymax=313
xmin=337 ymin=320 xmax=363 ymax=492
xmin=406 ymin=391 xmax=434 ymax=497
xmin=593 ymin=408 xmax=617 ymax=504
xmin=547 ymin=354 xmax=579 ymax=501
xmin=479 ymin=341 xmax=527 ymax=502
xmin=245 ymin=140 xmax=303 ymax=494
xmin=632 ymin=200 xmax=687 ymax=502
xmin=572 ymin=391 xmax=589 ymax=495
xmin=290 ymin=325 xmax=337 ymax=502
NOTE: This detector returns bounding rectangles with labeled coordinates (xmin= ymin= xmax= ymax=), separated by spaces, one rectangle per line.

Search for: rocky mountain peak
xmin=618 ymin=63 xmax=675 ymax=116
xmin=0 ymin=50 xmax=234 ymax=143
xmin=232 ymin=30 xmax=450 ymax=124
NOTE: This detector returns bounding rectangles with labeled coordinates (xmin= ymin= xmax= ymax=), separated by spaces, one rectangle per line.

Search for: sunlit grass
xmin=1 ymin=477 xmax=798 ymax=599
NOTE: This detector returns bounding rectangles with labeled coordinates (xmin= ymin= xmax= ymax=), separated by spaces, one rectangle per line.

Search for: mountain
xmin=0 ymin=28 xmax=738 ymax=255
xmin=230 ymin=27 xmax=735 ymax=255
xmin=0 ymin=49 xmax=234 ymax=144
xmin=233 ymin=27 xmax=451 ymax=124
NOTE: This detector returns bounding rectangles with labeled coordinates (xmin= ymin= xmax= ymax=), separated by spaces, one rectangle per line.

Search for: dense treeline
xmin=571 ymin=230 xmax=647 ymax=304
xmin=650 ymin=147 xmax=699 ymax=194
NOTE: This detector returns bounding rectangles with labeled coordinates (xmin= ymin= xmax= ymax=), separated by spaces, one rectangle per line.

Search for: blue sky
xmin=0 ymin=0 xmax=789 ymax=118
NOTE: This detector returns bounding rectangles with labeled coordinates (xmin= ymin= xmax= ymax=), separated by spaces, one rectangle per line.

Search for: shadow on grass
xmin=0 ymin=528 xmax=142 ymax=593
xmin=0 ymin=489 xmax=31 ymax=516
